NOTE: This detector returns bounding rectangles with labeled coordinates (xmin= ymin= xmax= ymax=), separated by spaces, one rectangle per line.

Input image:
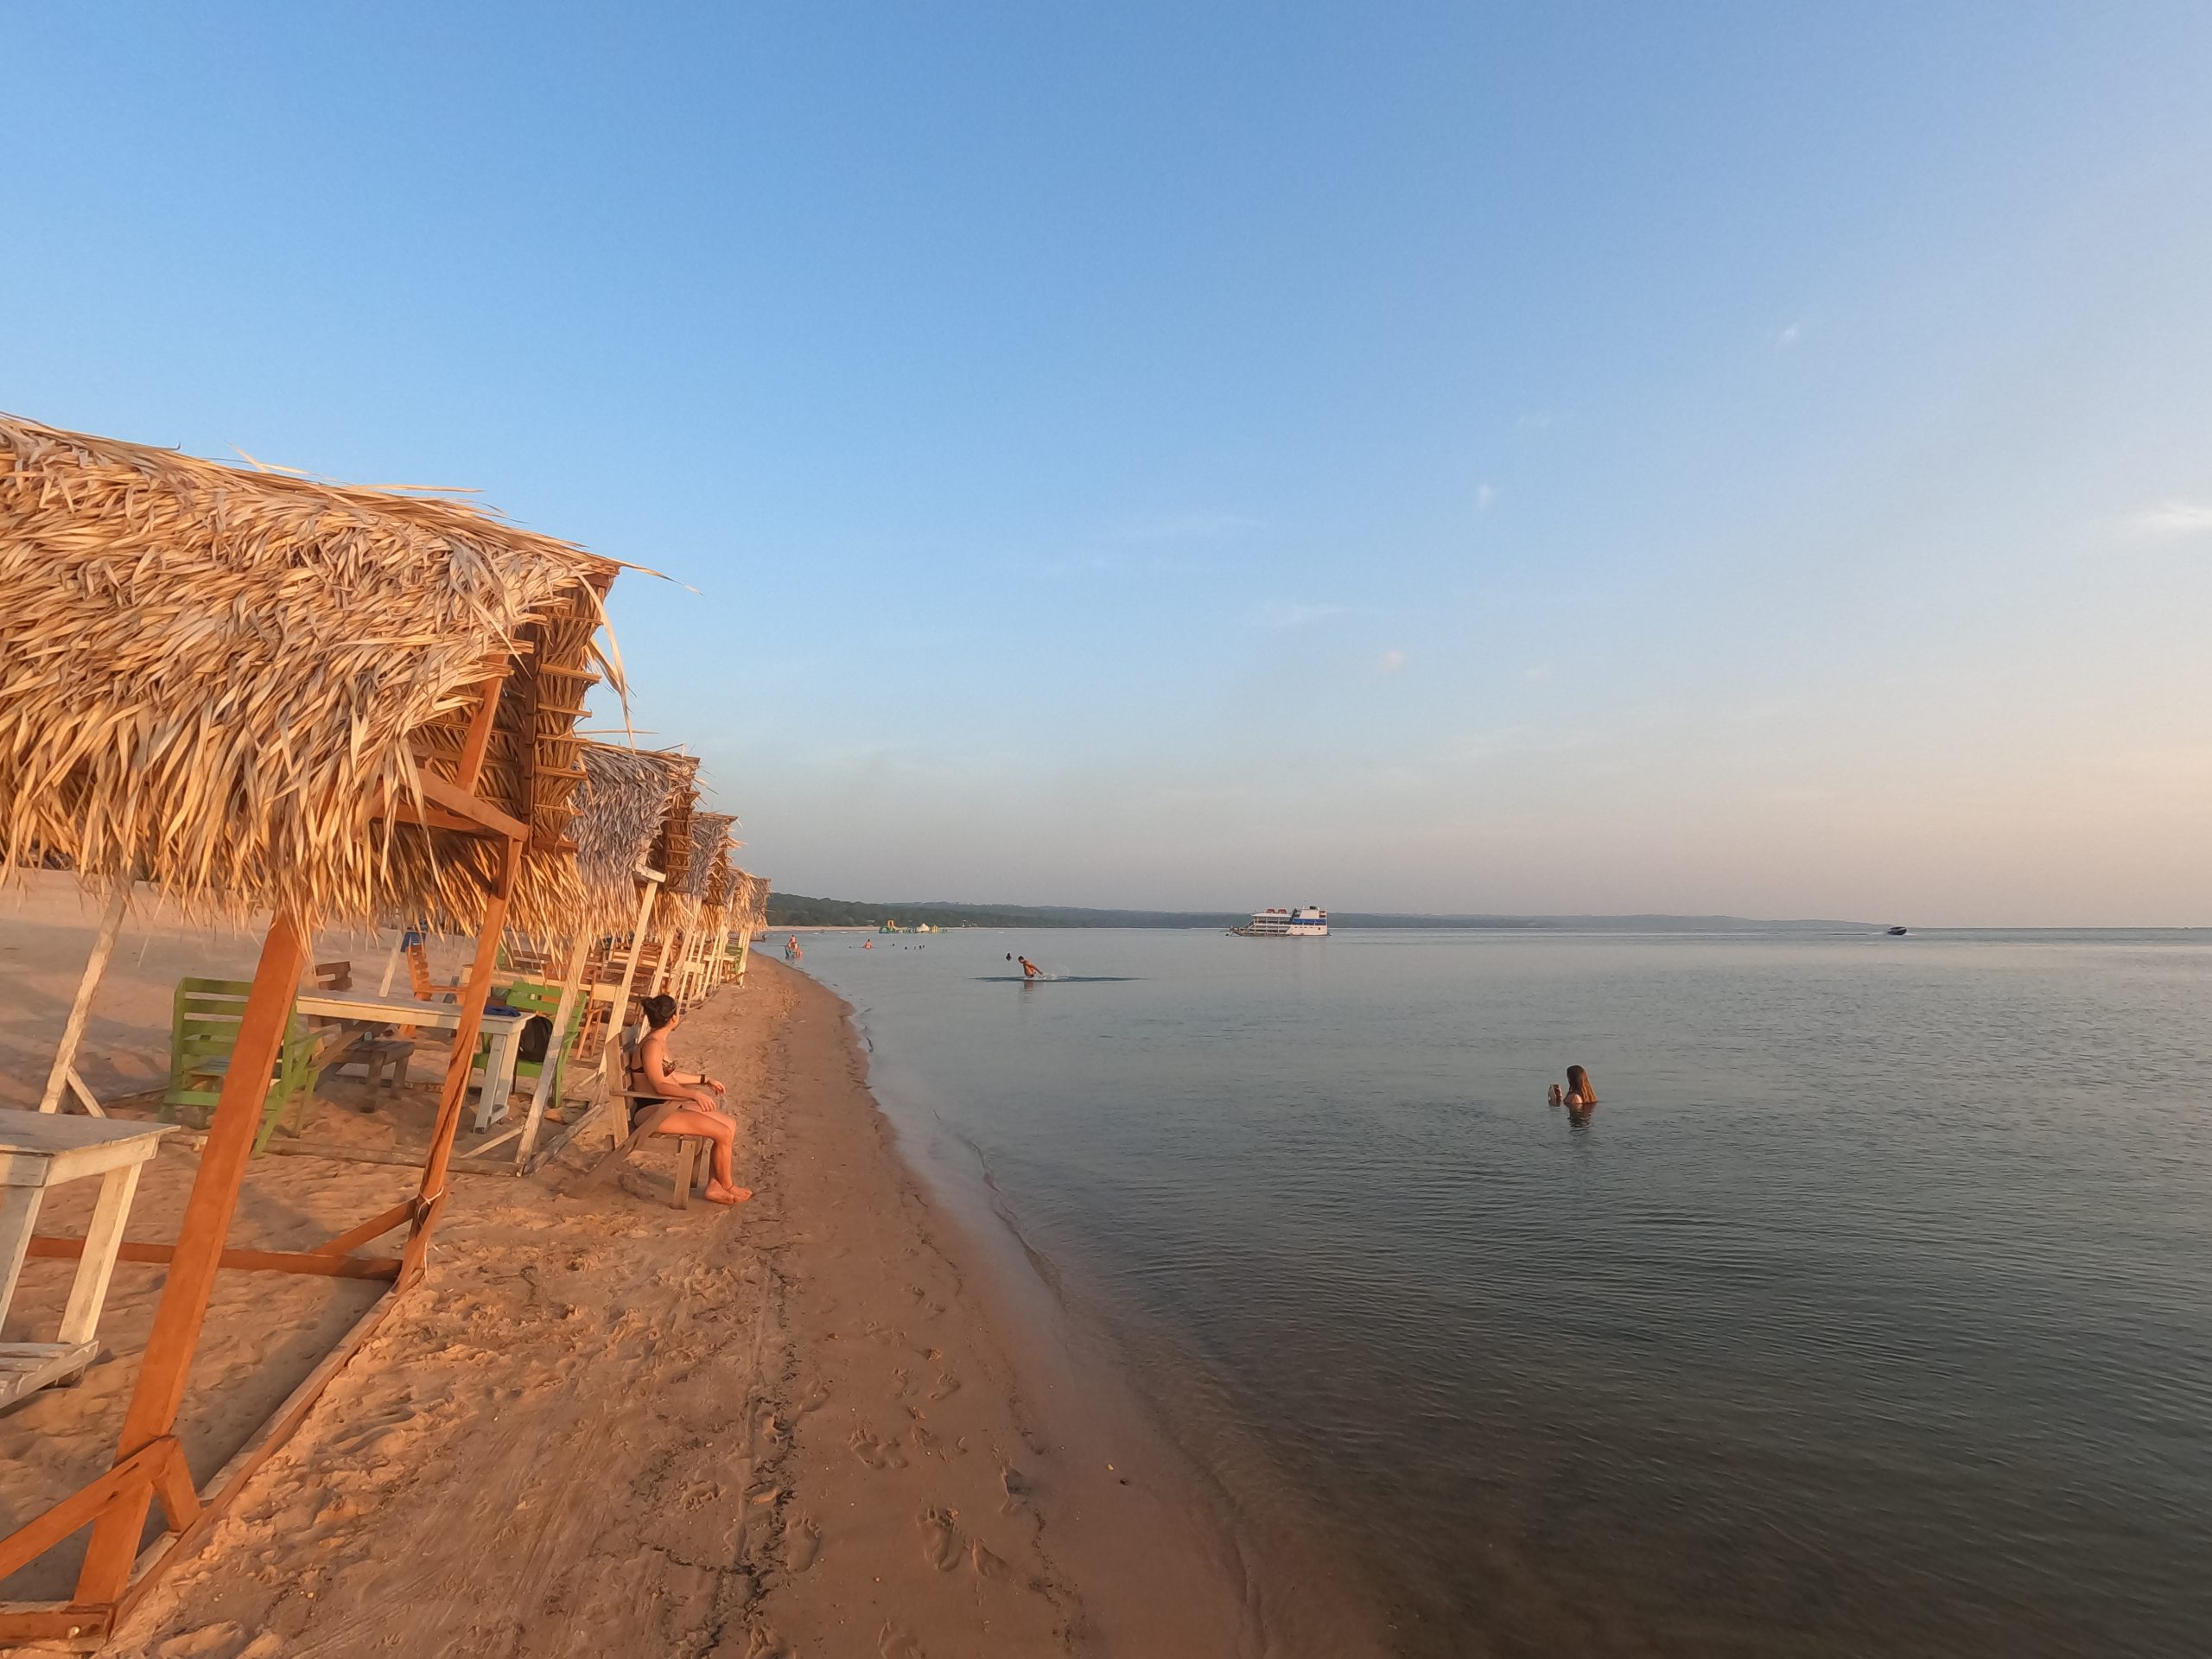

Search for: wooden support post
xmin=659 ymin=916 xmax=689 ymax=1002
xmin=655 ymin=896 xmax=700 ymax=1000
xmin=648 ymin=923 xmax=677 ymax=997
xmin=451 ymin=670 xmax=508 ymax=797
xmin=516 ymin=933 xmax=589 ymax=1166
xmin=708 ymin=916 xmax=734 ymax=992
xmin=64 ymin=1067 xmax=105 ymax=1116
xmin=313 ymin=1200 xmax=415 ymax=1257
xmin=56 ymin=1164 xmax=143 ymax=1344
xmin=0 ymin=1437 xmax=187 ymax=1589
xmin=74 ymin=910 xmax=313 ymax=1604
xmin=600 ymin=871 xmax=663 ymax=1149
xmin=399 ymin=834 xmax=518 ymax=1287
xmin=376 ymin=931 xmax=406 ymax=996
xmin=29 ymin=1234 xmax=403 ymax=1281
xmin=38 ymin=880 xmax=130 ymax=1114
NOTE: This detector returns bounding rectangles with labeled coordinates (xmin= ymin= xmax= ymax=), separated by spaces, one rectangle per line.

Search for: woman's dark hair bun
xmin=641 ymin=994 xmax=679 ymax=1028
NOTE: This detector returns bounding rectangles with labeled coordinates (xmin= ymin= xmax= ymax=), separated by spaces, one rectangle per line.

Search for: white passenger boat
xmin=1237 ymin=906 xmax=1328 ymax=937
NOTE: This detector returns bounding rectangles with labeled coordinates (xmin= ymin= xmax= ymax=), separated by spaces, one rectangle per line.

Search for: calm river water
xmin=794 ymin=928 xmax=2210 ymax=1658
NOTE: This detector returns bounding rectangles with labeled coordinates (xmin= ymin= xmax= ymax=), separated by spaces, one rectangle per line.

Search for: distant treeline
xmin=766 ymin=893 xmax=1873 ymax=931
xmin=765 ymin=893 xmax=1242 ymax=928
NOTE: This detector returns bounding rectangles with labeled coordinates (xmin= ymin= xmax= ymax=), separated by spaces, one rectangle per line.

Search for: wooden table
xmin=291 ymin=989 xmax=528 ymax=1131
xmin=0 ymin=1111 xmax=175 ymax=1408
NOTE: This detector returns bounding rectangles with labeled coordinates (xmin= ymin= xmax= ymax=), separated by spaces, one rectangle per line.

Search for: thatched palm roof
xmin=645 ymin=755 xmax=702 ymax=907
xmin=574 ymin=742 xmax=696 ymax=929
xmin=728 ymin=868 xmax=770 ymax=935
xmin=683 ymin=813 xmax=735 ymax=903
xmin=0 ymin=415 xmax=619 ymax=930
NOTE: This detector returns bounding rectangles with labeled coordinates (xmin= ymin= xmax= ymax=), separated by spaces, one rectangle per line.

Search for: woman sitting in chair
xmin=629 ymin=994 xmax=749 ymax=1205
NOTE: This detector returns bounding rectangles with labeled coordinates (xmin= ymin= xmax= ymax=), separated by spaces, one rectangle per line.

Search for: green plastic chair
xmin=470 ymin=978 xmax=587 ymax=1109
xmin=162 ymin=977 xmax=331 ymax=1152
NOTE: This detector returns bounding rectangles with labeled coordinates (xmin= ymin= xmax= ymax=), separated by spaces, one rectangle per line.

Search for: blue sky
xmin=10 ymin=3 xmax=2212 ymax=923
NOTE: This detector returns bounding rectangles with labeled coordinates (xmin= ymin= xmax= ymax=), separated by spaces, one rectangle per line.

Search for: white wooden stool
xmin=0 ymin=1110 xmax=175 ymax=1408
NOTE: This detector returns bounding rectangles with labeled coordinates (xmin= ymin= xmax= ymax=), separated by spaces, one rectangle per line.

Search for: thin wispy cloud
xmin=1476 ymin=483 xmax=1497 ymax=512
xmin=2125 ymin=500 xmax=2212 ymax=539
xmin=1253 ymin=599 xmax=1348 ymax=630
xmin=1775 ymin=321 xmax=1802 ymax=350
xmin=1376 ymin=649 xmax=1408 ymax=675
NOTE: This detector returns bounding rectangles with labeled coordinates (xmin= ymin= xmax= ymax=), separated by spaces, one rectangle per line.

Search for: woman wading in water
xmin=629 ymin=994 xmax=750 ymax=1204
xmin=1548 ymin=1065 xmax=1599 ymax=1111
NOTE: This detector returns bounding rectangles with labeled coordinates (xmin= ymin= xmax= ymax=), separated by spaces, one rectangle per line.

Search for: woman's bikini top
xmin=628 ymin=1029 xmax=666 ymax=1100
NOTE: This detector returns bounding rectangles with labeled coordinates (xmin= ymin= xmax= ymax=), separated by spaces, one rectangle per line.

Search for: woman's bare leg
xmin=656 ymin=1106 xmax=748 ymax=1203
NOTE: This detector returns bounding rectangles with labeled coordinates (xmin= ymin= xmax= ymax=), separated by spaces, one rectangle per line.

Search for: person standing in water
xmin=1018 ymin=955 xmax=1043 ymax=979
xmin=1548 ymin=1066 xmax=1598 ymax=1108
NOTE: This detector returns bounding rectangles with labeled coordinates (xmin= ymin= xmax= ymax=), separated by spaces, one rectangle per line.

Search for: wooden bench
xmin=0 ymin=1112 xmax=175 ymax=1407
xmin=308 ymin=960 xmax=416 ymax=1105
xmin=580 ymin=1094 xmax=716 ymax=1211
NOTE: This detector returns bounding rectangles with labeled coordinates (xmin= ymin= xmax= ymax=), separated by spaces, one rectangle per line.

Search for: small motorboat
xmin=1886 ymin=925 xmax=1909 ymax=936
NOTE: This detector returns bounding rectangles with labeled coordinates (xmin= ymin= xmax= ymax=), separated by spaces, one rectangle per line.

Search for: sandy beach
xmin=2 ymin=880 xmax=1290 ymax=1657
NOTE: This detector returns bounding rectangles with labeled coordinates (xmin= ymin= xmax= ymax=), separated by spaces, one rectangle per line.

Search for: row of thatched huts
xmin=0 ymin=416 xmax=768 ymax=1639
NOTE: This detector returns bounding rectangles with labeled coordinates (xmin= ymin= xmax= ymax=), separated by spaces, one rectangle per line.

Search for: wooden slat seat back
xmin=397 ymin=939 xmax=458 ymax=1043
xmin=470 ymin=977 xmax=586 ymax=1103
xmin=162 ymin=978 xmax=328 ymax=1151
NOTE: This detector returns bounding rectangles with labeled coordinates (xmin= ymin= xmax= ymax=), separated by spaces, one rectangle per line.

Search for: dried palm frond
xmin=0 ymin=415 xmax=619 ymax=931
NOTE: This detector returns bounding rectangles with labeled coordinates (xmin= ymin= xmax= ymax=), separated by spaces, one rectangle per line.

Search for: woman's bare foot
xmin=704 ymin=1179 xmax=753 ymax=1205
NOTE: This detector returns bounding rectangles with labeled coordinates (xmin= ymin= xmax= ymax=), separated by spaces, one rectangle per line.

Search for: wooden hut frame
xmin=509 ymin=741 xmax=695 ymax=1170
xmin=690 ymin=844 xmax=738 ymax=1001
xmin=0 ymin=416 xmax=620 ymax=1642
xmin=668 ymin=814 xmax=735 ymax=1007
xmin=723 ymin=870 xmax=769 ymax=986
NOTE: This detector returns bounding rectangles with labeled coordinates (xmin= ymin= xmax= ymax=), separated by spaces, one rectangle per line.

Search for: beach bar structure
xmin=0 ymin=416 xmax=618 ymax=1640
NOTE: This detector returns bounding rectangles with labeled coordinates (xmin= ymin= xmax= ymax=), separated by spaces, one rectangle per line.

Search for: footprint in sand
xmin=782 ymin=1514 xmax=822 ymax=1574
xmin=918 ymin=1506 xmax=960 ymax=1572
xmin=969 ymin=1539 xmax=1020 ymax=1583
xmin=927 ymin=1371 xmax=961 ymax=1401
xmin=848 ymin=1428 xmax=907 ymax=1471
xmin=154 ymin=1625 xmax=247 ymax=1659
xmin=877 ymin=1621 xmax=926 ymax=1658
